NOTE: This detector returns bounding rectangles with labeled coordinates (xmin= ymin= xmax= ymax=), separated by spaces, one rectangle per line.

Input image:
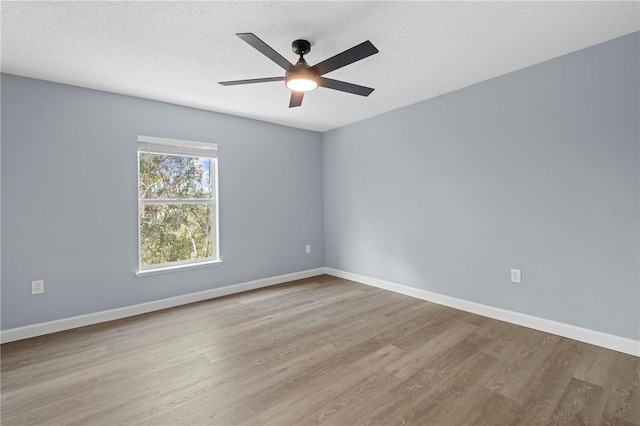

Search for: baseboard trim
xmin=324 ymin=267 xmax=639 ymax=357
xmin=4 ymin=266 xmax=638 ymax=356
xmin=0 ymin=268 xmax=325 ymax=344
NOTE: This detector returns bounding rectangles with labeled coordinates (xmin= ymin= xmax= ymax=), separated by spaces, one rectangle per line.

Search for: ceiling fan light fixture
xmin=285 ymin=73 xmax=318 ymax=92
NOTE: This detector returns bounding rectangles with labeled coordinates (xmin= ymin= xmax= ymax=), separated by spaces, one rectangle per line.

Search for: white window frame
xmin=135 ymin=135 xmax=221 ymax=277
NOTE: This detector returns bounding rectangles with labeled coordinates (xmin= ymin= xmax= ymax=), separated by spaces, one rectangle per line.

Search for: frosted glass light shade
xmin=285 ymin=74 xmax=318 ymax=92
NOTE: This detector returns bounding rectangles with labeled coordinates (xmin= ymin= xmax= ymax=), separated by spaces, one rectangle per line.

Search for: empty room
xmin=1 ymin=1 xmax=638 ymax=425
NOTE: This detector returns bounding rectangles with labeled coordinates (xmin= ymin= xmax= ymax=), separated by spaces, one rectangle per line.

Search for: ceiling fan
xmin=219 ymin=33 xmax=379 ymax=108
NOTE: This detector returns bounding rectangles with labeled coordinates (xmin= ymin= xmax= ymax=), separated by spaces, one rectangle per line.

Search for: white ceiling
xmin=2 ymin=1 xmax=638 ymax=132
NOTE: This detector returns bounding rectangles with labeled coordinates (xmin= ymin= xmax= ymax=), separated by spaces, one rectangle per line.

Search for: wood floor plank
xmin=297 ymin=370 xmax=402 ymax=426
xmin=390 ymin=306 xmax=469 ymax=351
xmin=546 ymin=377 xmax=606 ymax=425
xmin=601 ymin=367 xmax=640 ymax=426
xmin=254 ymin=344 xmax=406 ymax=425
xmin=362 ymin=336 xmax=493 ymax=425
xmin=383 ymin=352 xmax=501 ymax=425
xmin=145 ymin=343 xmax=405 ymax=425
xmin=88 ymin=344 xmax=343 ymax=426
xmin=259 ymin=354 xmax=403 ymax=426
xmin=1 ymin=275 xmax=637 ymax=426
xmin=512 ymin=337 xmax=585 ymax=425
xmin=477 ymin=320 xmax=525 ymax=359
xmin=450 ymin=386 xmax=522 ymax=425
xmin=384 ymin=322 xmax=478 ymax=380
xmin=483 ymin=331 xmax=561 ymax=399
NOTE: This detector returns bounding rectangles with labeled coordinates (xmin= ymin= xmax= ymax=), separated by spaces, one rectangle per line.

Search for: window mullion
xmin=140 ymin=198 xmax=214 ymax=205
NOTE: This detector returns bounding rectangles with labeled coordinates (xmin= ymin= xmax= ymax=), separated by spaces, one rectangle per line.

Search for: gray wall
xmin=323 ymin=33 xmax=639 ymax=340
xmin=1 ymin=74 xmax=324 ymax=330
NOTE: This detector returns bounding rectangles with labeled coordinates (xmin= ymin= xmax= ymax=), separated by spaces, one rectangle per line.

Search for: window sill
xmin=135 ymin=259 xmax=223 ymax=277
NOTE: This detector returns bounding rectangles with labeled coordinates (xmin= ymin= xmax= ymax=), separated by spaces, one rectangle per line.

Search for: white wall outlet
xmin=32 ymin=280 xmax=44 ymax=295
xmin=305 ymin=244 xmax=311 ymax=254
xmin=510 ymin=269 xmax=521 ymax=284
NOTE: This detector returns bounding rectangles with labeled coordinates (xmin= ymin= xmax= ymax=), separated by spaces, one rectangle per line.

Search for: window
xmin=136 ymin=135 xmax=220 ymax=275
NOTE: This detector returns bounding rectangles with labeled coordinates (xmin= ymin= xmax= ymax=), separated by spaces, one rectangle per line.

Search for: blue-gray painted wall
xmin=323 ymin=32 xmax=639 ymax=340
xmin=1 ymin=74 xmax=324 ymax=329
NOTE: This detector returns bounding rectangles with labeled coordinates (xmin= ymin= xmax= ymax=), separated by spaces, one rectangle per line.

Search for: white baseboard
xmin=4 ymin=266 xmax=638 ymax=357
xmin=0 ymin=268 xmax=325 ymax=344
xmin=324 ymin=267 xmax=639 ymax=357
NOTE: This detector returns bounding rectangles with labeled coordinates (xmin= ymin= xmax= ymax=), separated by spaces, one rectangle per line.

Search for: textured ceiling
xmin=2 ymin=1 xmax=638 ymax=132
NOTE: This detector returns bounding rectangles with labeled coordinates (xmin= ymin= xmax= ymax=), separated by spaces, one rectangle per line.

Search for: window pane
xmin=140 ymin=203 xmax=214 ymax=266
xmin=139 ymin=153 xmax=212 ymax=199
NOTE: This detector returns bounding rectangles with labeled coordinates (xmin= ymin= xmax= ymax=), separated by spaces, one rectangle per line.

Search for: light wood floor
xmin=1 ymin=275 xmax=638 ymax=425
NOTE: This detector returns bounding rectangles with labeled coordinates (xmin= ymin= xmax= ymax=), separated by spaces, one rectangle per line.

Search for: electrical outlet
xmin=510 ymin=269 xmax=521 ymax=284
xmin=305 ymin=244 xmax=311 ymax=254
xmin=32 ymin=280 xmax=44 ymax=295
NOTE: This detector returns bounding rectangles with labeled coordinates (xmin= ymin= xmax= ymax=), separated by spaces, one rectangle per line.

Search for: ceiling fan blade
xmin=289 ymin=91 xmax=304 ymax=108
xmin=317 ymin=77 xmax=374 ymax=97
xmin=236 ymin=33 xmax=294 ymax=71
xmin=219 ymin=77 xmax=285 ymax=86
xmin=310 ymin=41 xmax=378 ymax=76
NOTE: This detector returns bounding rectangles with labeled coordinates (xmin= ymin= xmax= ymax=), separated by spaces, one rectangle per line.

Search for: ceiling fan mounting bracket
xmin=291 ymin=39 xmax=311 ymax=56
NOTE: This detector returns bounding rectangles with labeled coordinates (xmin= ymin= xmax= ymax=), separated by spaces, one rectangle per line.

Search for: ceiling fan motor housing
xmin=286 ymin=42 xmax=319 ymax=91
xmin=291 ymin=39 xmax=311 ymax=56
